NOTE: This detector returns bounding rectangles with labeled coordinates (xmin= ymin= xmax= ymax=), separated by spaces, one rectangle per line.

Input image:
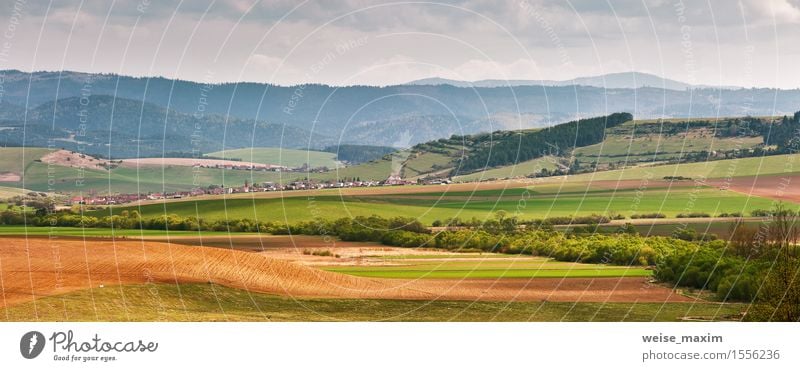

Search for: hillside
xmin=388 ymin=113 xmax=800 ymax=181
xmin=0 ymin=95 xmax=330 ymax=158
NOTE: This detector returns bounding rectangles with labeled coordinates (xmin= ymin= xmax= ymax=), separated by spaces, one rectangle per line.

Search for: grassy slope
xmin=453 ymin=156 xmax=559 ymax=182
xmin=567 ymin=153 xmax=800 ymax=182
xmin=412 ymin=118 xmax=768 ymax=180
xmin=0 ymin=186 xmax=32 ymax=199
xmin=402 ymin=152 xmax=453 ymax=178
xmin=0 ymin=147 xmax=53 ymax=172
xmin=0 ymin=283 xmax=746 ymax=321
xmin=208 ymin=147 xmax=339 ymax=168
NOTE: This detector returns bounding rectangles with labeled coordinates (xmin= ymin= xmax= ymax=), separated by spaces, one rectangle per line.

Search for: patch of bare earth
xmin=0 ymin=237 xmax=692 ymax=307
xmin=706 ymin=174 xmax=800 ymax=204
xmin=0 ymin=172 xmax=21 ymax=182
xmin=40 ymin=150 xmax=108 ymax=171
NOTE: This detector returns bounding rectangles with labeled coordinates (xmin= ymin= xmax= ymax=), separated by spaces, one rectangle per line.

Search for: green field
xmin=323 ymin=255 xmax=651 ymax=279
xmin=575 ymin=127 xmax=762 ymax=160
xmin=567 ymin=153 xmax=800 ymax=182
xmin=403 ymin=152 xmax=453 ymax=178
xmin=208 ymin=147 xmax=339 ymax=168
xmin=0 ymin=147 xmax=53 ymax=173
xmin=454 ymin=156 xmax=559 ymax=182
xmin=0 ymin=283 xmax=745 ymax=321
xmin=100 ymin=184 xmax=783 ymax=224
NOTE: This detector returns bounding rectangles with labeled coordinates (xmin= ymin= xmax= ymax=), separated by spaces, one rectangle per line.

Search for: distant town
xmin=65 ymin=176 xmax=453 ymax=206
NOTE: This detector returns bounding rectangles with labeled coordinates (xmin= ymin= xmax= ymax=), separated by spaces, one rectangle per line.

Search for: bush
xmin=676 ymin=212 xmax=711 ymax=218
xmin=630 ymin=213 xmax=666 ymax=219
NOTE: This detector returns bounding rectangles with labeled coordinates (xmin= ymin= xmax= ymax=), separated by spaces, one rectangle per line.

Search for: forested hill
xmin=0 ymin=95 xmax=330 ymax=158
xmin=455 ymin=113 xmax=633 ymax=172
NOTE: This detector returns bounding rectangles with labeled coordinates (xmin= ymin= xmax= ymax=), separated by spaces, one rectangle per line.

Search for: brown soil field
xmin=119 ymin=157 xmax=272 ymax=168
xmin=40 ymin=149 xmax=108 ymax=171
xmin=139 ymin=234 xmax=379 ymax=251
xmin=705 ymin=174 xmax=800 ymax=203
xmin=0 ymin=237 xmax=691 ymax=307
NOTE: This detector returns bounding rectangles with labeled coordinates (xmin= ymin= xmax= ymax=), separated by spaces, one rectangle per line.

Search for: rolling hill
xmin=0 ymin=95 xmax=330 ymax=158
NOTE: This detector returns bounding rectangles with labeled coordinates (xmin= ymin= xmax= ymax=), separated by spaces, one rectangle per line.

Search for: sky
xmin=0 ymin=0 xmax=798 ymax=88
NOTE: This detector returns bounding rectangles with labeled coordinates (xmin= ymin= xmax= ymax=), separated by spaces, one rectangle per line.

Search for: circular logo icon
xmin=20 ymin=331 xmax=45 ymax=359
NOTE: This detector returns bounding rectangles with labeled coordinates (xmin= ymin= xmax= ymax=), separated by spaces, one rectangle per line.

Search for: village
xmin=64 ymin=176 xmax=452 ymax=206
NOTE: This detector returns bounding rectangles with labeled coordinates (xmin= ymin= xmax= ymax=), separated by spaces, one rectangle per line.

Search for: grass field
xmin=575 ymin=131 xmax=762 ymax=161
xmin=322 ymin=255 xmax=651 ymax=279
xmin=208 ymin=147 xmax=339 ymax=168
xmin=100 ymin=184 xmax=783 ymax=224
xmin=403 ymin=152 xmax=453 ymax=178
xmin=567 ymin=153 xmax=800 ymax=182
xmin=0 ymin=147 xmax=52 ymax=173
xmin=454 ymin=156 xmax=559 ymax=182
xmin=0 ymin=283 xmax=745 ymax=321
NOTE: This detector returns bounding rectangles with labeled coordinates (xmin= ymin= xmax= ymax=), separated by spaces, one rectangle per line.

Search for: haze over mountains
xmin=406 ymin=71 xmax=712 ymax=90
xmin=0 ymin=69 xmax=799 ymax=158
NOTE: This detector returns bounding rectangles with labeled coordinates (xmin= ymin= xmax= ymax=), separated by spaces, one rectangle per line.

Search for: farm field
xmin=0 ymin=283 xmax=745 ymax=322
xmin=249 ymin=244 xmax=652 ymax=279
xmin=0 ymin=237 xmax=690 ymax=309
xmin=208 ymin=147 xmax=340 ymax=168
xmin=100 ymin=184 xmax=783 ymax=224
xmin=322 ymin=258 xmax=651 ymax=279
xmin=0 ymin=225 xmax=255 ymax=237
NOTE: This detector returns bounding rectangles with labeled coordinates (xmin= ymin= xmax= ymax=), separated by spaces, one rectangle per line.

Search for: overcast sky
xmin=1 ymin=0 xmax=798 ymax=88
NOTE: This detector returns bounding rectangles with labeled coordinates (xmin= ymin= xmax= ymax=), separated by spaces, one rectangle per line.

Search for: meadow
xmin=0 ymin=283 xmax=745 ymax=321
xmin=322 ymin=255 xmax=651 ymax=279
xmin=208 ymin=147 xmax=340 ymax=168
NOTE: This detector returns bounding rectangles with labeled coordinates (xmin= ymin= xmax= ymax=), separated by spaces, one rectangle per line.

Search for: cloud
xmin=0 ymin=0 xmax=797 ymax=88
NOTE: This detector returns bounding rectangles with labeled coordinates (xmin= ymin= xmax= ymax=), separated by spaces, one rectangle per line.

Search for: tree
xmin=747 ymin=204 xmax=800 ymax=321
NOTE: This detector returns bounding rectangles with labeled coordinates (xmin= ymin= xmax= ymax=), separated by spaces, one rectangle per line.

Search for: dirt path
xmin=0 ymin=237 xmax=692 ymax=307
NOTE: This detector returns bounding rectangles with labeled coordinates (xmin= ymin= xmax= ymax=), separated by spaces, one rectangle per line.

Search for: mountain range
xmin=0 ymin=69 xmax=799 ymax=158
xmin=406 ymin=71 xmax=708 ymax=90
